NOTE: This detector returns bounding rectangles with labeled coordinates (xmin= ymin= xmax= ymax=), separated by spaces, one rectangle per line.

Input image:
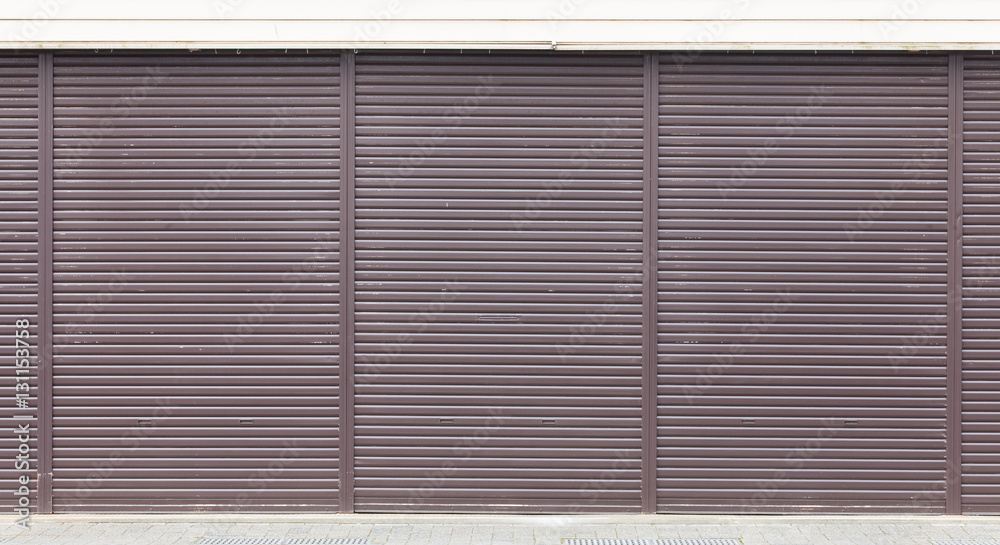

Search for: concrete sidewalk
xmin=0 ymin=514 xmax=998 ymax=545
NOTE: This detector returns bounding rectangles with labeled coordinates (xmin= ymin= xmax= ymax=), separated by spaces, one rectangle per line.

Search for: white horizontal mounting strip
xmin=2 ymin=0 xmax=1000 ymax=50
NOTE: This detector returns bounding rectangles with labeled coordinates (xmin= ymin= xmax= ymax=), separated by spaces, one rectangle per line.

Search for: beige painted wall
xmin=1 ymin=0 xmax=997 ymax=50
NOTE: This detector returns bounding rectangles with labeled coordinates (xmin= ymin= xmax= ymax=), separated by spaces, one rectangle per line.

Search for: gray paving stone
xmin=3 ymin=514 xmax=1000 ymax=544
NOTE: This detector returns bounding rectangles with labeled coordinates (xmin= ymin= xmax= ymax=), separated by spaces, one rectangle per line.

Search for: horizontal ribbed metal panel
xmin=962 ymin=55 xmax=1000 ymax=515
xmin=352 ymin=53 xmax=645 ymax=512
xmin=656 ymin=54 xmax=950 ymax=513
xmin=0 ymin=55 xmax=39 ymax=512
xmin=50 ymin=53 xmax=341 ymax=511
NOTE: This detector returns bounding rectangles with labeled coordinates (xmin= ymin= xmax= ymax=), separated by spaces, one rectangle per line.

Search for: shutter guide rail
xmin=37 ymin=51 xmax=54 ymax=515
xmin=641 ymin=52 xmax=659 ymax=514
xmin=339 ymin=51 xmax=357 ymax=514
xmin=945 ymin=52 xmax=963 ymax=516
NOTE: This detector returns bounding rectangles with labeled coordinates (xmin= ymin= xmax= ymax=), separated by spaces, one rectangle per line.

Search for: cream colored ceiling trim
xmin=2 ymin=0 xmax=997 ymax=50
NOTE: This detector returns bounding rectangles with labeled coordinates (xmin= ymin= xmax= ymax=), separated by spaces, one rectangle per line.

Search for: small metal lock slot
xmin=843 ymin=419 xmax=859 ymax=427
xmin=741 ymin=418 xmax=756 ymax=426
xmin=542 ymin=419 xmax=556 ymax=425
xmin=239 ymin=419 xmax=254 ymax=426
xmin=137 ymin=419 xmax=153 ymax=427
xmin=439 ymin=418 xmax=454 ymax=425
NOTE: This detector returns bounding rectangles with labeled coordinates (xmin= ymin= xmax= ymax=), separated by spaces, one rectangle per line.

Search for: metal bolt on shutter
xmin=50 ymin=53 xmax=341 ymax=511
xmin=352 ymin=53 xmax=646 ymax=512
xmin=657 ymin=54 xmax=950 ymax=513
xmin=0 ymin=55 xmax=40 ymax=513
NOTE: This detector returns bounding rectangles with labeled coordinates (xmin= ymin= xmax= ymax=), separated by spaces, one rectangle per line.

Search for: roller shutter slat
xmin=51 ymin=53 xmax=341 ymax=512
xmin=657 ymin=54 xmax=949 ymax=514
xmin=962 ymin=55 xmax=1000 ymax=515
xmin=353 ymin=53 xmax=644 ymax=513
xmin=0 ymin=55 xmax=39 ymax=512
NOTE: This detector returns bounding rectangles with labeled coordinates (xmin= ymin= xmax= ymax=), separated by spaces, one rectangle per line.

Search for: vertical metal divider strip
xmin=641 ymin=52 xmax=659 ymax=514
xmin=37 ymin=51 xmax=53 ymax=514
xmin=946 ymin=52 xmax=964 ymax=515
xmin=339 ymin=51 xmax=357 ymax=513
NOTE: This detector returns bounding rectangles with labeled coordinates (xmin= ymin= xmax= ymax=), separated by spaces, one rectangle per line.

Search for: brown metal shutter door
xmin=353 ymin=53 xmax=644 ymax=512
xmin=0 ymin=55 xmax=39 ymax=512
xmin=962 ymin=55 xmax=1000 ymax=514
xmin=657 ymin=54 xmax=950 ymax=512
xmin=51 ymin=54 xmax=341 ymax=511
